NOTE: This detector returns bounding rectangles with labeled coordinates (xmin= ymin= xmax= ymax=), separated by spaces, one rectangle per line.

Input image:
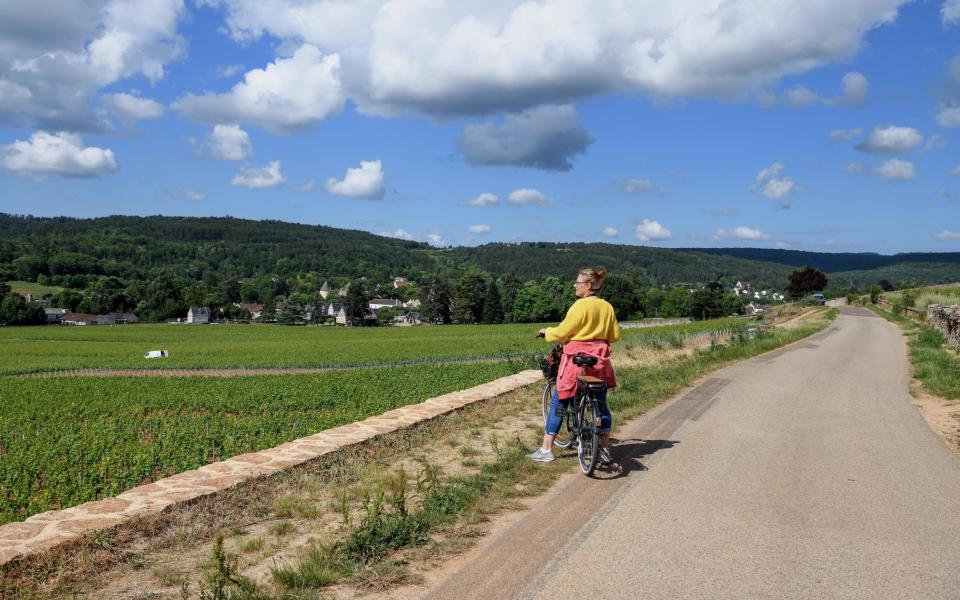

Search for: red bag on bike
xmin=556 ymin=340 xmax=616 ymax=400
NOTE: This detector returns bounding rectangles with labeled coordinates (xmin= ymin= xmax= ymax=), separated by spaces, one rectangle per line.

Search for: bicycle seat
xmin=572 ymin=355 xmax=598 ymax=368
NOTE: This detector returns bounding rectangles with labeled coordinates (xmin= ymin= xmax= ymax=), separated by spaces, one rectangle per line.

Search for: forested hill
xmin=2 ymin=213 xmax=956 ymax=290
xmin=1 ymin=213 xmax=795 ymax=287
xmin=683 ymin=247 xmax=960 ymax=273
xmin=436 ymin=243 xmax=792 ymax=286
xmin=0 ymin=214 xmax=435 ymax=282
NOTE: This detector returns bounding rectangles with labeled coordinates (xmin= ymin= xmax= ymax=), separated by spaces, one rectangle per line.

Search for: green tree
xmin=0 ymin=293 xmax=45 ymax=325
xmin=276 ymin=296 xmax=305 ymax=325
xmin=481 ymin=279 xmax=504 ymax=324
xmin=690 ymin=282 xmax=727 ymax=320
xmin=498 ymin=273 xmax=523 ymax=321
xmin=786 ymin=266 xmax=828 ymax=298
xmin=344 ymin=279 xmax=371 ymax=325
xmin=869 ymin=285 xmax=882 ymax=304
xmin=512 ymin=282 xmax=555 ymax=323
xmin=452 ymin=273 xmax=487 ymax=324
xmin=601 ymin=274 xmax=640 ymax=320
xmin=421 ymin=276 xmax=453 ymax=324
xmin=660 ymin=287 xmax=693 ymax=318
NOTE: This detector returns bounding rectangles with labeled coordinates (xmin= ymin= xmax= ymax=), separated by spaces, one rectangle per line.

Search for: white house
xmin=187 ymin=306 xmax=210 ymax=324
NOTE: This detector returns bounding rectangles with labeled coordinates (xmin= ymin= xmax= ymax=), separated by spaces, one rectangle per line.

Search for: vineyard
xmin=0 ymin=318 xmax=753 ymax=525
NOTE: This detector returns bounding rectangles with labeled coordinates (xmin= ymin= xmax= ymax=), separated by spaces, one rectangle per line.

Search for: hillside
xmin=683 ymin=247 xmax=960 ymax=274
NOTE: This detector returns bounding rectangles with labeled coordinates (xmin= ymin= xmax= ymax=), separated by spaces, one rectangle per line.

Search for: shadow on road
xmin=591 ymin=438 xmax=679 ymax=480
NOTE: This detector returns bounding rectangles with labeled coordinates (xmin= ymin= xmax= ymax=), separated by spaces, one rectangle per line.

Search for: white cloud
xmin=830 ymin=128 xmax=862 ymax=141
xmin=458 ymin=104 xmax=593 ymax=171
xmin=923 ymin=134 xmax=948 ymax=152
xmin=601 ymin=227 xmax=618 ymax=238
xmin=173 ymin=45 xmax=344 ymax=134
xmin=463 ymin=192 xmax=498 ymax=206
xmin=0 ymin=0 xmax=185 ymax=130
xmin=101 ymin=92 xmax=164 ymax=125
xmin=391 ymin=228 xmax=414 ymax=240
xmin=938 ymin=106 xmax=960 ymax=127
xmin=384 ymin=228 xmax=445 ymax=245
xmin=230 ymin=160 xmax=285 ymax=188
xmin=185 ymin=189 xmax=206 ymax=200
xmin=634 ymin=219 xmax=671 ymax=242
xmin=855 ymin=126 xmax=923 ymax=154
xmin=203 ymin=0 xmax=904 ymax=118
xmin=935 ymin=230 xmax=960 ymax=239
xmin=875 ymin=158 xmax=916 ymax=180
xmin=783 ymin=86 xmax=819 ymax=108
xmin=218 ymin=64 xmax=243 ymax=78
xmin=944 ymin=0 xmax=960 ymax=25
xmin=826 ymin=72 xmax=869 ymax=107
xmin=297 ymin=179 xmax=316 ymax=192
xmin=751 ymin=162 xmax=798 ymax=206
xmin=206 ymin=124 xmax=252 ymax=161
xmin=468 ymin=224 xmax=492 ymax=234
xmin=324 ymin=159 xmax=385 ymax=199
xmin=847 ymin=162 xmax=865 ymax=173
xmin=713 ymin=226 xmax=772 ymax=241
xmin=507 ymin=188 xmax=551 ymax=206
xmin=1 ymin=130 xmax=118 ymax=178
xmin=620 ymin=178 xmax=668 ymax=196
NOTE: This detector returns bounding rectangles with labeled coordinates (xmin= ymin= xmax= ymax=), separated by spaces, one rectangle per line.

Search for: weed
xmin=237 ymin=537 xmax=264 ymax=554
xmin=350 ymin=560 xmax=423 ymax=591
xmin=457 ymin=446 xmax=480 ymax=457
xmin=271 ymin=544 xmax=344 ymax=589
xmin=270 ymin=522 xmax=294 ymax=537
xmin=198 ymin=536 xmax=261 ymax=599
xmin=152 ymin=563 xmax=188 ymax=587
xmin=273 ymin=495 xmax=320 ymax=519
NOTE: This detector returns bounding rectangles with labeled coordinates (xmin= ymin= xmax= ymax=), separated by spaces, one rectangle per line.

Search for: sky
xmin=1 ymin=0 xmax=959 ymax=253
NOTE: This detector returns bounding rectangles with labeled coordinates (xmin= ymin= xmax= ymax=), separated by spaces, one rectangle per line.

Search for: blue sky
xmin=1 ymin=0 xmax=959 ymax=252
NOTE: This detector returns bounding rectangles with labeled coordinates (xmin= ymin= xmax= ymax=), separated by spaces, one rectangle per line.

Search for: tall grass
xmin=870 ymin=306 xmax=960 ymax=400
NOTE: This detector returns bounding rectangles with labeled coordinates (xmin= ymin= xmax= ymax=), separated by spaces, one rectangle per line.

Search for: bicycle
xmin=538 ymin=344 xmax=609 ymax=476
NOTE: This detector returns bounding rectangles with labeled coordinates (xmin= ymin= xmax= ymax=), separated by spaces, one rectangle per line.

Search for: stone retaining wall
xmin=927 ymin=304 xmax=960 ymax=348
xmin=0 ymin=369 xmax=543 ymax=566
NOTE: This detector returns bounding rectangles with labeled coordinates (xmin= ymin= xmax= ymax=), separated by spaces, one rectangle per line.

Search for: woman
xmin=530 ymin=267 xmax=620 ymax=463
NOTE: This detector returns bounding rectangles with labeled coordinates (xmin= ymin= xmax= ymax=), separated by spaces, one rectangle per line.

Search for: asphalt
xmin=424 ymin=307 xmax=960 ymax=599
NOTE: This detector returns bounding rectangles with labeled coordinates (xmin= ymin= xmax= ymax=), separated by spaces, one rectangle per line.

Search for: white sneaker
xmin=527 ymin=447 xmax=555 ymax=462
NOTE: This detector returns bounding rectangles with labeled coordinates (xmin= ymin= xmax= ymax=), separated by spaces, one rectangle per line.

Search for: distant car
xmin=810 ymin=293 xmax=826 ymax=305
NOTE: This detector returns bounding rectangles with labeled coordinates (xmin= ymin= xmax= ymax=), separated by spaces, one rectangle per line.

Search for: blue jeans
xmin=545 ymin=386 xmax=612 ymax=435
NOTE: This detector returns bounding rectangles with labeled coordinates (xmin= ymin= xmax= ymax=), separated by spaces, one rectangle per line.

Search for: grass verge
xmin=868 ymin=305 xmax=960 ymax=401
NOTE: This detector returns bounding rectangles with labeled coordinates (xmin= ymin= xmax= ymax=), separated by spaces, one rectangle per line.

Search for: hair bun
xmin=595 ymin=267 xmax=607 ymax=279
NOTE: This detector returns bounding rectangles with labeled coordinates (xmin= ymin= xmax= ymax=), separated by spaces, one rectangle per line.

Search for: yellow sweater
xmin=544 ymin=296 xmax=621 ymax=344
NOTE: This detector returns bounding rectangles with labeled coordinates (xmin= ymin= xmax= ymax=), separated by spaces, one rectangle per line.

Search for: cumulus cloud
xmin=634 ymin=219 xmax=671 ymax=242
xmin=830 ymin=128 xmax=862 ymax=141
xmin=385 ymin=228 xmax=445 ymax=246
xmin=825 ymin=72 xmax=869 ymax=106
xmin=0 ymin=0 xmax=184 ymax=130
xmin=855 ymin=126 xmax=923 ymax=154
xmin=468 ymin=224 xmax=492 ymax=234
xmin=507 ymin=188 xmax=551 ymax=206
xmin=458 ymin=105 xmax=593 ymax=171
xmin=102 ymin=92 xmax=164 ymax=127
xmin=713 ymin=226 xmax=772 ymax=241
xmin=297 ymin=179 xmax=316 ymax=192
xmin=601 ymin=227 xmax=619 ymax=238
xmin=751 ymin=162 xmax=799 ymax=207
xmin=230 ymin=160 xmax=285 ymax=188
xmin=935 ymin=230 xmax=960 ymax=239
xmin=1 ymin=130 xmax=118 ymax=178
xmin=463 ymin=192 xmax=498 ymax=206
xmin=619 ymin=178 xmax=668 ymax=196
xmin=324 ymin=160 xmax=385 ymax=199
xmin=185 ymin=189 xmax=206 ymax=200
xmin=206 ymin=124 xmax=252 ymax=161
xmin=944 ymin=0 xmax=960 ymax=25
xmin=173 ymin=45 xmax=344 ymax=134
xmin=875 ymin=158 xmax=916 ymax=180
xmin=200 ymin=0 xmax=904 ymax=119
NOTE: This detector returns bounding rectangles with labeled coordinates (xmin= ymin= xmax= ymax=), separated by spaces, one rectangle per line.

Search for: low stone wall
xmin=927 ymin=304 xmax=960 ymax=348
xmin=0 ymin=369 xmax=543 ymax=566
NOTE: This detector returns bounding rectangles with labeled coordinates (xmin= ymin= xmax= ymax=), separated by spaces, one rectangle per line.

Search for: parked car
xmin=810 ymin=293 xmax=826 ymax=305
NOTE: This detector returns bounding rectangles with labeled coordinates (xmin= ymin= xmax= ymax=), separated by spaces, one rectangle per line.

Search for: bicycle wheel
xmin=577 ymin=400 xmax=600 ymax=476
xmin=541 ymin=380 xmax=574 ymax=448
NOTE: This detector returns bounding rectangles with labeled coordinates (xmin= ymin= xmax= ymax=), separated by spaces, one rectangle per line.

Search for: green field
xmin=0 ymin=318 xmax=755 ymax=524
xmin=0 ymin=319 xmax=749 ymax=375
xmin=5 ymin=280 xmax=65 ymax=297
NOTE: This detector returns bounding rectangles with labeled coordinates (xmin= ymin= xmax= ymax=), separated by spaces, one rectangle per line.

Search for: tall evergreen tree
xmin=481 ymin=279 xmax=504 ymax=324
xmin=452 ymin=273 xmax=486 ymax=324
xmin=344 ymin=279 xmax=371 ymax=325
xmin=421 ymin=276 xmax=453 ymax=324
xmin=498 ymin=272 xmax=523 ymax=322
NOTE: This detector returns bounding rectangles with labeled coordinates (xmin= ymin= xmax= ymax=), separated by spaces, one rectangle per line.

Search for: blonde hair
xmin=578 ymin=267 xmax=607 ymax=295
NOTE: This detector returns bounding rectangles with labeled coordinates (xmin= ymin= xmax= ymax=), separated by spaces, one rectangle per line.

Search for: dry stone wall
xmin=927 ymin=304 xmax=960 ymax=348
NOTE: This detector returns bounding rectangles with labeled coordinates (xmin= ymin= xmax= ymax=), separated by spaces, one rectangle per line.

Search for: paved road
xmin=425 ymin=307 xmax=960 ymax=599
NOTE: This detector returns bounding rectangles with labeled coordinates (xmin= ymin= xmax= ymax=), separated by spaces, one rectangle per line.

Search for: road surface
xmin=424 ymin=307 xmax=960 ymax=599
